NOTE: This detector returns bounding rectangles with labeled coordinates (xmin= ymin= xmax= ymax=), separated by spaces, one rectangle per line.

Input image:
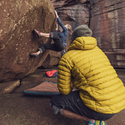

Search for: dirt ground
xmin=0 ymin=67 xmax=125 ymax=125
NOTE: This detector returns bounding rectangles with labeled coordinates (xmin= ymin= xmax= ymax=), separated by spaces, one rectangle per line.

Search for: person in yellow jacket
xmin=50 ymin=25 xmax=125 ymax=125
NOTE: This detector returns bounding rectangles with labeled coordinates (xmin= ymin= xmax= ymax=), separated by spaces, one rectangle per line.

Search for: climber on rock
xmin=30 ymin=10 xmax=72 ymax=57
xmin=49 ymin=25 xmax=125 ymax=125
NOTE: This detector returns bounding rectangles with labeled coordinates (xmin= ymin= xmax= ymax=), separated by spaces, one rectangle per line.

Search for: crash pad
xmin=23 ymin=81 xmax=60 ymax=96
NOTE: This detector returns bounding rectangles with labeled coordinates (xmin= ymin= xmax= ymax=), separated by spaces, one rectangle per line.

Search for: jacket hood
xmin=68 ymin=36 xmax=97 ymax=51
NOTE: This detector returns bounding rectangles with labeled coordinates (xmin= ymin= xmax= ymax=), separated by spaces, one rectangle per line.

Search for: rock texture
xmin=41 ymin=50 xmax=61 ymax=69
xmin=52 ymin=0 xmax=125 ymax=68
xmin=1 ymin=0 xmax=125 ymax=83
xmin=90 ymin=0 xmax=125 ymax=68
xmin=51 ymin=0 xmax=90 ymax=50
xmin=2 ymin=80 xmax=20 ymax=94
xmin=0 ymin=0 xmax=60 ymax=82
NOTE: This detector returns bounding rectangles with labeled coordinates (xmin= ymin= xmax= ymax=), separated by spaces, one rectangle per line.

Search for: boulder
xmin=1 ymin=80 xmax=20 ymax=94
xmin=0 ymin=0 xmax=60 ymax=82
xmin=90 ymin=0 xmax=125 ymax=67
xmin=41 ymin=50 xmax=61 ymax=69
xmin=50 ymin=0 xmax=87 ymax=7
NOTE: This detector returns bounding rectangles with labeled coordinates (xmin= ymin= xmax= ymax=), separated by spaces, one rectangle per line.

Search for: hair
xmin=67 ymin=24 xmax=73 ymax=36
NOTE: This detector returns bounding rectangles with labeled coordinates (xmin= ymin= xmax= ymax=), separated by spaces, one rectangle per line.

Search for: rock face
xmin=51 ymin=0 xmax=90 ymax=50
xmin=52 ymin=0 xmax=125 ymax=68
xmin=1 ymin=0 xmax=125 ymax=83
xmin=90 ymin=0 xmax=125 ymax=68
xmin=0 ymin=0 xmax=60 ymax=82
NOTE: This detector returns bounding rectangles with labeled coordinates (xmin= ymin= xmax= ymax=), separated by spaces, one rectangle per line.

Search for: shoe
xmin=87 ymin=120 xmax=107 ymax=125
xmin=33 ymin=29 xmax=41 ymax=38
xmin=30 ymin=53 xmax=39 ymax=57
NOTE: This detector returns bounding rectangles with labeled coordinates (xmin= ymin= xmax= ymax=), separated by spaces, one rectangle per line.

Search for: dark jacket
xmin=55 ymin=18 xmax=69 ymax=46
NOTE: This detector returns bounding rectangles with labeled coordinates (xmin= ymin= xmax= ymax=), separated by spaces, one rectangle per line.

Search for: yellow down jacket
xmin=57 ymin=36 xmax=125 ymax=114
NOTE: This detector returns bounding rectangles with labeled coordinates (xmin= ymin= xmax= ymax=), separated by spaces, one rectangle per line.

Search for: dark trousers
xmin=50 ymin=91 xmax=115 ymax=120
xmin=39 ymin=32 xmax=65 ymax=53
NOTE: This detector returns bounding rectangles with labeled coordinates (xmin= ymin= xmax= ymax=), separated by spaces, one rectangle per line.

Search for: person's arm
xmin=55 ymin=10 xmax=59 ymax=18
xmin=55 ymin=22 xmax=58 ymax=32
xmin=55 ymin=10 xmax=67 ymax=31
xmin=57 ymin=57 xmax=72 ymax=95
xmin=57 ymin=18 xmax=68 ymax=31
xmin=55 ymin=10 xmax=59 ymax=32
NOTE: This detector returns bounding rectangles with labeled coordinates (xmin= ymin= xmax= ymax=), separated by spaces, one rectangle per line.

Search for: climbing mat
xmin=23 ymin=81 xmax=60 ymax=96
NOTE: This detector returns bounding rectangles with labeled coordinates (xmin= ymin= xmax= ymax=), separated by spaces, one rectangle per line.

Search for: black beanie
xmin=71 ymin=25 xmax=92 ymax=41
